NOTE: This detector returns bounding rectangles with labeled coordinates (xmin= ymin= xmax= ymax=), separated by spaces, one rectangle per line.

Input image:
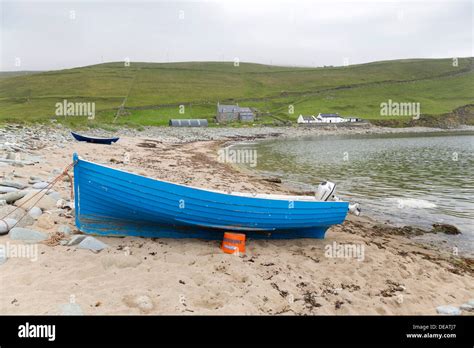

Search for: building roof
xmin=318 ymin=113 xmax=341 ymax=118
xmin=218 ymin=103 xmax=253 ymax=114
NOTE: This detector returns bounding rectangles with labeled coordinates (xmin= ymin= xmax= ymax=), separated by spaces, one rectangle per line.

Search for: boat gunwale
xmin=75 ymin=154 xmax=348 ymax=204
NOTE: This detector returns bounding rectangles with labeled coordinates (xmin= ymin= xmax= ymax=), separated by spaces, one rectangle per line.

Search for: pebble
xmin=9 ymin=227 xmax=48 ymax=242
xmin=460 ymin=303 xmax=474 ymax=312
xmin=59 ymin=303 xmax=83 ymax=315
xmin=0 ymin=191 xmax=27 ymax=204
xmin=77 ymin=236 xmax=108 ymax=252
xmin=14 ymin=191 xmax=57 ymax=210
xmin=0 ymin=218 xmax=18 ymax=235
xmin=48 ymin=191 xmax=62 ymax=201
xmin=0 ymin=181 xmax=27 ymax=189
xmin=67 ymin=235 xmax=87 ymax=246
xmin=57 ymin=224 xmax=72 ymax=235
xmin=32 ymin=182 xmax=49 ymax=189
xmin=436 ymin=305 xmax=461 ymax=315
xmin=28 ymin=206 xmax=43 ymax=219
xmin=0 ymin=186 xmax=19 ymax=193
xmin=0 ymin=205 xmax=34 ymax=228
xmin=36 ymin=214 xmax=55 ymax=229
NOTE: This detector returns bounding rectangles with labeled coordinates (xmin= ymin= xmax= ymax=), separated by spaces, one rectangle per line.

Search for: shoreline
xmin=0 ymin=125 xmax=472 ymax=315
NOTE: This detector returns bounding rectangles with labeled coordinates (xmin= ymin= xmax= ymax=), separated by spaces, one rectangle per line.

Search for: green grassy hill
xmin=0 ymin=58 xmax=472 ymax=127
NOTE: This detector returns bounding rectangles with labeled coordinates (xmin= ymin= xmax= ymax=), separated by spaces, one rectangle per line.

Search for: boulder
xmin=77 ymin=237 xmax=108 ymax=252
xmin=14 ymin=190 xmax=57 ymax=210
xmin=9 ymin=227 xmax=48 ymax=242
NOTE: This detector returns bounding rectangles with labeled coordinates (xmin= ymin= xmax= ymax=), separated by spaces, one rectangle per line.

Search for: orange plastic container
xmin=221 ymin=232 xmax=246 ymax=254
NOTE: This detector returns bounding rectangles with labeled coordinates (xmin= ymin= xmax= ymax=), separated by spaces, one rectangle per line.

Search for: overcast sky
xmin=0 ymin=0 xmax=472 ymax=71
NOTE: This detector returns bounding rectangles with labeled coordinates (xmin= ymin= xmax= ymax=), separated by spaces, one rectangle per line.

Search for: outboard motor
xmin=349 ymin=203 xmax=361 ymax=216
xmin=315 ymin=181 xmax=336 ymax=201
xmin=316 ymin=181 xmax=361 ymax=216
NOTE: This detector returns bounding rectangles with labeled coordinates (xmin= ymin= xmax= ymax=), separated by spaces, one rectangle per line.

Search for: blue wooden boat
xmin=73 ymin=153 xmax=349 ymax=239
xmin=71 ymin=131 xmax=119 ymax=145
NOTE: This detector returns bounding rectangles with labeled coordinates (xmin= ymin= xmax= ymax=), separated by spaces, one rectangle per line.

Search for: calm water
xmin=233 ymin=132 xmax=474 ymax=254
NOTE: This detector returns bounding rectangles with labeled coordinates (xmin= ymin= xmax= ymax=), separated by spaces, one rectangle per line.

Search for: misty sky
xmin=0 ymin=0 xmax=472 ymax=71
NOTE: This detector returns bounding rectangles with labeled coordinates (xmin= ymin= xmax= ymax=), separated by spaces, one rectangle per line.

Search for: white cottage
xmin=297 ymin=115 xmax=318 ymax=124
xmin=316 ymin=113 xmax=346 ymax=123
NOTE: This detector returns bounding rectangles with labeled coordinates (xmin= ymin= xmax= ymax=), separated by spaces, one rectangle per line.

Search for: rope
xmin=1 ymin=160 xmax=77 ymax=229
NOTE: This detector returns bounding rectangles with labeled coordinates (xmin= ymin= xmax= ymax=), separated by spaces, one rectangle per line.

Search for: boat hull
xmin=71 ymin=132 xmax=119 ymax=145
xmin=73 ymin=154 xmax=349 ymax=239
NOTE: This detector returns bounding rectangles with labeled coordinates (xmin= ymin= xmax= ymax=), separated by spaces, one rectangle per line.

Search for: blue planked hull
xmin=73 ymin=153 xmax=349 ymax=239
xmin=71 ymin=132 xmax=119 ymax=145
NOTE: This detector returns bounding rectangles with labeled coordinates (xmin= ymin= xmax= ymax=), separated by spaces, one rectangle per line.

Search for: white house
xmin=297 ymin=115 xmax=318 ymax=124
xmin=315 ymin=113 xmax=346 ymax=123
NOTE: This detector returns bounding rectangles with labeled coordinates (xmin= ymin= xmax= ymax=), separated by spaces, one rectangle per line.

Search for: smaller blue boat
xmin=71 ymin=131 xmax=119 ymax=145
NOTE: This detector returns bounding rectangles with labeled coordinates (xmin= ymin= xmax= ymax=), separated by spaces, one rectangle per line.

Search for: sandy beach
xmin=0 ymin=124 xmax=472 ymax=315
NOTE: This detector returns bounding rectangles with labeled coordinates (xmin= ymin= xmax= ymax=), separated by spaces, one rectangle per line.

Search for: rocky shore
xmin=0 ymin=124 xmax=472 ymax=315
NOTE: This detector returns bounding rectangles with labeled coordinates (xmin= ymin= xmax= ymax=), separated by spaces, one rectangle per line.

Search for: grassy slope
xmin=0 ymin=58 xmax=472 ymax=127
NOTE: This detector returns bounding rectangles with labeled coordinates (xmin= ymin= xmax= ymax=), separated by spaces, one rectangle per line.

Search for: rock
xmin=0 ymin=200 xmax=6 ymax=207
xmin=35 ymin=214 xmax=55 ymax=229
xmin=28 ymin=206 xmax=42 ymax=219
xmin=0 ymin=191 xmax=27 ymax=204
xmin=59 ymin=303 xmax=83 ymax=315
xmin=0 ymin=181 xmax=27 ymax=189
xmin=460 ymin=303 xmax=474 ymax=312
xmin=14 ymin=190 xmax=57 ymax=210
xmin=468 ymin=299 xmax=474 ymax=306
xmin=56 ymin=199 xmax=67 ymax=208
xmin=77 ymin=237 xmax=108 ymax=252
xmin=436 ymin=305 xmax=461 ymax=315
xmin=48 ymin=191 xmax=62 ymax=201
xmin=0 ymin=218 xmax=17 ymax=235
xmin=0 ymin=205 xmax=34 ymax=227
xmin=57 ymin=225 xmax=72 ymax=235
xmin=0 ymin=186 xmax=19 ymax=193
xmin=101 ymin=254 xmax=142 ymax=269
xmin=67 ymin=235 xmax=87 ymax=246
xmin=431 ymin=224 xmax=461 ymax=235
xmin=9 ymin=227 xmax=48 ymax=242
xmin=32 ymin=182 xmax=49 ymax=189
